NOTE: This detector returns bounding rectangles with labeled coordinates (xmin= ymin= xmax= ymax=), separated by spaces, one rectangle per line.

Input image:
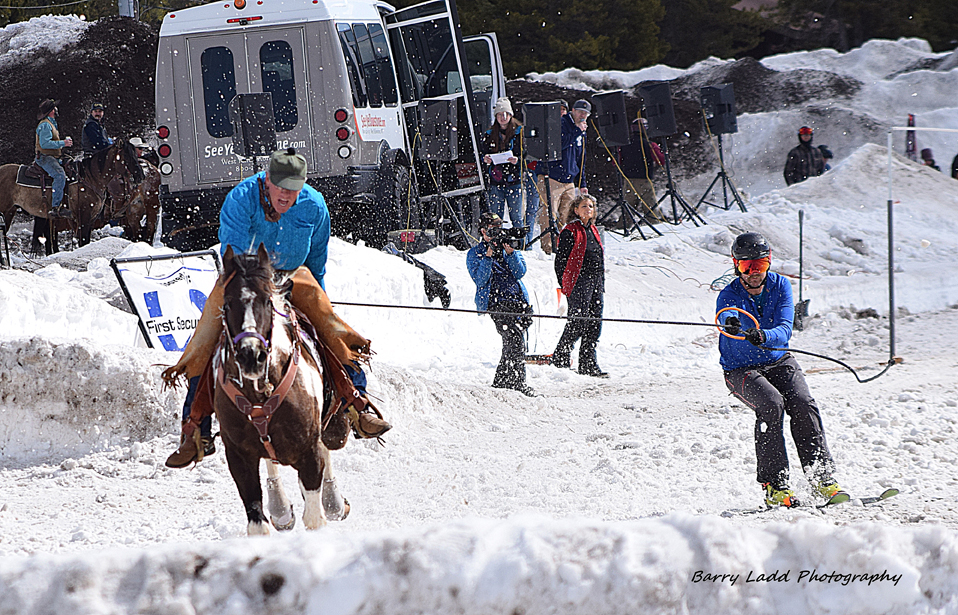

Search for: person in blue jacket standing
xmin=717 ymin=232 xmax=842 ymax=508
xmin=467 ymin=212 xmax=536 ymax=397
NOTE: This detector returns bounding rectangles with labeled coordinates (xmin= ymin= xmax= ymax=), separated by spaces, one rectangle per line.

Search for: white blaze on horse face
xmin=240 ymin=286 xmax=258 ymax=333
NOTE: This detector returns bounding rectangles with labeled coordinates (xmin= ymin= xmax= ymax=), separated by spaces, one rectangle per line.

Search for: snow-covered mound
xmin=0 ymin=15 xmax=89 ymax=68
xmin=2 ymin=516 xmax=957 ymax=615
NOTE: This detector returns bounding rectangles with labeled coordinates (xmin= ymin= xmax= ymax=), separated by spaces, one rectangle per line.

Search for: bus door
xmin=384 ymin=0 xmax=485 ymax=197
xmin=186 ymin=34 xmax=249 ymax=184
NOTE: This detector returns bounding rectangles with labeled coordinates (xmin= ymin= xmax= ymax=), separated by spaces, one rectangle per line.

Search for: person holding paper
xmin=481 ymin=97 xmax=524 ymax=233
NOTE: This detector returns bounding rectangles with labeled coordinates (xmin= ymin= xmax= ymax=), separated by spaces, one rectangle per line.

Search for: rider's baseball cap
xmin=91 ymin=102 xmax=105 ymax=111
xmin=268 ymin=147 xmax=307 ymax=191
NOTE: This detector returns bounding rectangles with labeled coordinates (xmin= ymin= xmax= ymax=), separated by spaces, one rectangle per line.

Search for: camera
xmin=486 ymin=226 xmax=528 ymax=252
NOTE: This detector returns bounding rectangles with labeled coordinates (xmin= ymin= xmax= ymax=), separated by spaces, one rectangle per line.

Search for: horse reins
xmin=214 ymin=271 xmax=303 ymax=461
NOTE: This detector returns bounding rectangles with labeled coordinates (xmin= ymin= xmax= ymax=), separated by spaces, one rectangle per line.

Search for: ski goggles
xmin=798 ymin=126 xmax=813 ymax=135
xmin=734 ymin=257 xmax=771 ymax=275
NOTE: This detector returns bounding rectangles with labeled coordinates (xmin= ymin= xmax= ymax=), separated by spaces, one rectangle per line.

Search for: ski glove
xmin=723 ymin=316 xmax=741 ymax=336
xmin=744 ymin=328 xmax=766 ymax=347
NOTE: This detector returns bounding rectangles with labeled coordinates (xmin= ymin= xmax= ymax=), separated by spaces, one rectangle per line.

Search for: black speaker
xmin=228 ymin=93 xmax=277 ymax=157
xmin=638 ymin=82 xmax=677 ymax=138
xmin=700 ymin=83 xmax=737 ymax=135
xmin=522 ymin=101 xmax=562 ymax=161
xmin=591 ymin=90 xmax=630 ymax=147
xmin=417 ymin=98 xmax=458 ymax=161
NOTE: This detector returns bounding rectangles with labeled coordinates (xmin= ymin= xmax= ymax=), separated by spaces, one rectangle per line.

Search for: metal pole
xmin=798 ymin=209 xmax=804 ymax=303
xmin=886 ymin=131 xmax=896 ymax=359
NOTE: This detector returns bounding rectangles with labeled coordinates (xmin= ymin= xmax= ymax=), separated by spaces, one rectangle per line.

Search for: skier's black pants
xmin=724 ymin=353 xmax=834 ymax=485
xmin=553 ymin=276 xmax=603 ymax=369
xmin=490 ymin=310 xmax=529 ymax=389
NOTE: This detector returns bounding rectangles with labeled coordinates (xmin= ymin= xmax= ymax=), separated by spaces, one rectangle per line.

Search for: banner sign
xmin=111 ymin=250 xmax=221 ymax=351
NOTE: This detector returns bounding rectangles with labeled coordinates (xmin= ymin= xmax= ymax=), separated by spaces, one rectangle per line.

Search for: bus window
xmin=201 ymin=46 xmax=237 ymax=138
xmin=353 ymin=24 xmax=383 ymax=108
xmin=396 ymin=18 xmax=460 ymax=99
xmin=260 ymin=40 xmax=298 ymax=132
xmin=337 ymin=23 xmax=368 ymax=108
xmin=464 ymin=39 xmax=493 ymax=93
xmin=369 ymin=24 xmax=398 ymax=106
xmin=387 ymin=27 xmax=419 ymax=103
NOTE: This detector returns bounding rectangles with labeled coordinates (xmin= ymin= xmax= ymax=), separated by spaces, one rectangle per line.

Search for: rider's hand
xmin=744 ymin=328 xmax=766 ymax=347
xmin=64 ymin=137 xmax=73 ymax=147
xmin=723 ymin=316 xmax=741 ymax=336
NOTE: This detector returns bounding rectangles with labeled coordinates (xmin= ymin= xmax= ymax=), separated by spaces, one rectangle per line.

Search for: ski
xmin=526 ymin=354 xmax=553 ymax=365
xmin=817 ymin=491 xmax=851 ymax=508
xmin=859 ymin=488 xmax=900 ymax=505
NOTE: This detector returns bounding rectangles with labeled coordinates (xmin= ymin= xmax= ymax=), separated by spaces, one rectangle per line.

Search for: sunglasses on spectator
xmin=734 ymin=257 xmax=771 ymax=275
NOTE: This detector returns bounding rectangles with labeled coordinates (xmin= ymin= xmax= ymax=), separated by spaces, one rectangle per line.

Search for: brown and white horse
xmin=215 ymin=244 xmax=349 ymax=535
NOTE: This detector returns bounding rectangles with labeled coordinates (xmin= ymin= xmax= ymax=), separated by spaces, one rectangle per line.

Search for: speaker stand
xmin=528 ymin=173 xmax=560 ymax=252
xmin=426 ymin=191 xmax=473 ymax=250
xmin=597 ymin=176 xmax=662 ymax=240
xmin=657 ymin=138 xmax=706 ymax=226
xmin=695 ymin=134 xmax=747 ymax=213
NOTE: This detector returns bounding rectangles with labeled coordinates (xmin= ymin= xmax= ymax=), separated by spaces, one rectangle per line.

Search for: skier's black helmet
xmin=731 ymin=232 xmax=771 ymax=260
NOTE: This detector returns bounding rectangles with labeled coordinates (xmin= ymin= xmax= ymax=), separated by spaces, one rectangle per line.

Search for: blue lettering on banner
xmin=143 ymin=289 xmax=209 ymax=352
xmin=144 ymin=291 xmax=163 ymax=318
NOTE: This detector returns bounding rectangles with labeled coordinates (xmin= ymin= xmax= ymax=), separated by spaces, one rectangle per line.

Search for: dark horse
xmin=216 ymin=244 xmax=349 ymax=535
xmin=0 ymin=139 xmax=145 ymax=254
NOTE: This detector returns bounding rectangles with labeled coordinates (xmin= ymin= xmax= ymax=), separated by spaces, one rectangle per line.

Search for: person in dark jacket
xmin=717 ymin=232 xmax=843 ymax=508
xmin=618 ymin=118 xmax=662 ymax=223
xmin=481 ymin=97 xmax=523 ymax=229
xmin=81 ymin=102 xmax=113 ymax=156
xmin=920 ymin=148 xmax=941 ymax=171
xmin=783 ymin=126 xmax=824 ymax=186
xmin=551 ymin=194 xmax=607 ymax=377
xmin=467 ymin=212 xmax=536 ymax=397
xmin=536 ymin=99 xmax=589 ymax=253
xmin=951 ymin=153 xmax=958 ymax=180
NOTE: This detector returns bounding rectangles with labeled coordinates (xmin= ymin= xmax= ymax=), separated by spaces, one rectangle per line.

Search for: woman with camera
xmin=467 ymin=212 xmax=537 ymax=397
xmin=551 ymin=195 xmax=608 ymax=377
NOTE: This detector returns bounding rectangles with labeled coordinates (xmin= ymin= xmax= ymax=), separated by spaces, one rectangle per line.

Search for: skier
xmin=783 ymin=126 xmax=824 ymax=186
xmin=717 ymin=232 xmax=843 ymax=507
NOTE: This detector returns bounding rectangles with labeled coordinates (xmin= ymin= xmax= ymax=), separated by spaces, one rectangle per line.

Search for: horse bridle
xmin=215 ymin=271 xmax=302 ymax=461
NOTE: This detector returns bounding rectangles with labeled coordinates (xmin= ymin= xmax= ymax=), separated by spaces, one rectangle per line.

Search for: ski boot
xmin=763 ymin=481 xmax=801 ymax=508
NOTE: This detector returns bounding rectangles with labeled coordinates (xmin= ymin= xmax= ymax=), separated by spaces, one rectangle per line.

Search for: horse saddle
xmin=16 ymin=161 xmax=79 ymax=190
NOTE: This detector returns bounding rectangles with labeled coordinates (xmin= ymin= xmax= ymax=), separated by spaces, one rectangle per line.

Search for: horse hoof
xmin=247 ymin=520 xmax=270 ymax=536
xmin=341 ymin=497 xmax=350 ymax=520
xmin=270 ymin=511 xmax=296 ymax=532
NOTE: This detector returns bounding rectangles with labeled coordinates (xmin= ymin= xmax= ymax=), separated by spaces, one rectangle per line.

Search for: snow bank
xmin=0 ymin=15 xmax=89 ymax=69
xmin=1 ymin=515 xmax=957 ymax=614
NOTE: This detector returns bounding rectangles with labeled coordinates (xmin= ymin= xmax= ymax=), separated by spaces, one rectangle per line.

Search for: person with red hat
xmin=783 ymin=125 xmax=825 ymax=186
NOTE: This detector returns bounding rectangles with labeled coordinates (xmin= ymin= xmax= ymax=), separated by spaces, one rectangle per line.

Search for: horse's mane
xmin=79 ymin=139 xmax=146 ymax=183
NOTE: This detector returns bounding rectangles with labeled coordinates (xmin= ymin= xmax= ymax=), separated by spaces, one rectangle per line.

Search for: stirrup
xmin=345 ymin=399 xmax=391 ymax=439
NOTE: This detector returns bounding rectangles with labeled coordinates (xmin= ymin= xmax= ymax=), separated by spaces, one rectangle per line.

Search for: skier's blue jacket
xmin=717 ymin=272 xmax=794 ymax=371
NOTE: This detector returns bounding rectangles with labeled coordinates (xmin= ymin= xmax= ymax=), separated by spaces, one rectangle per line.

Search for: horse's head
xmin=222 ymin=244 xmax=277 ymax=382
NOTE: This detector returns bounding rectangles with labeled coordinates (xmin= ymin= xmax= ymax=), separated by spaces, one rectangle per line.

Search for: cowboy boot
xmin=165 ymin=420 xmax=215 ymax=468
xmin=345 ymin=399 xmax=392 ymax=439
xmin=161 ymin=275 xmax=226 ymax=387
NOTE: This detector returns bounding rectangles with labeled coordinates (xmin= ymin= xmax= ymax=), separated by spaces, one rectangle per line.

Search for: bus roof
xmin=160 ymin=0 xmax=396 ymax=37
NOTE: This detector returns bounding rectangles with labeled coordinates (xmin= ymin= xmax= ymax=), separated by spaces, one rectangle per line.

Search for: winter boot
xmin=763 ymin=481 xmax=801 ymax=508
xmin=813 ymin=476 xmax=845 ymax=499
xmin=165 ymin=422 xmax=216 ymax=468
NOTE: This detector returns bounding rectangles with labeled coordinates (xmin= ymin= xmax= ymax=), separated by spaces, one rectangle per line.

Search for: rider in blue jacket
xmin=717 ymin=232 xmax=843 ymax=508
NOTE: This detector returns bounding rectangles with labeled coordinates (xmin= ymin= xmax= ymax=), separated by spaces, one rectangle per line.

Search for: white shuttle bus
xmin=154 ymin=0 xmax=505 ymax=249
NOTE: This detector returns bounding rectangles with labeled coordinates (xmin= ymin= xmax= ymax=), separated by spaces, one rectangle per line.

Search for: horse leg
xmin=30 ymin=217 xmax=46 ymax=255
xmin=322 ymin=457 xmax=350 ymax=522
xmin=297 ymin=448 xmax=329 ymax=530
xmin=223 ymin=443 xmax=269 ymax=535
xmin=265 ymin=460 xmax=295 ymax=531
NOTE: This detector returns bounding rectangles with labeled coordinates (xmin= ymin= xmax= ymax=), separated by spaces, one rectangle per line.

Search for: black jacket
xmin=81 ymin=115 xmax=111 ymax=155
xmin=784 ymin=138 xmax=825 ymax=186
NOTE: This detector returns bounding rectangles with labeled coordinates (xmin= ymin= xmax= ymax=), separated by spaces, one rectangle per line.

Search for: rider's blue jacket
xmin=716 ymin=272 xmax=794 ymax=371
xmin=218 ymin=171 xmax=330 ymax=289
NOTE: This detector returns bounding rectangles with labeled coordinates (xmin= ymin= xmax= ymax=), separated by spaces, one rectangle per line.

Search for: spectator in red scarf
xmin=550 ymin=194 xmax=608 ymax=377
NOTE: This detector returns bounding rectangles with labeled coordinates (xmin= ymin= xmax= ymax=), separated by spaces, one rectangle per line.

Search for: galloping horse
xmin=0 ymin=139 xmax=145 ymax=252
xmin=216 ymin=244 xmax=350 ymax=535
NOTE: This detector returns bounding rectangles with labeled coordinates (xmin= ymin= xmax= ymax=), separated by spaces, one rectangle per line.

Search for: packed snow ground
xmin=2 ymin=34 xmax=958 ymax=615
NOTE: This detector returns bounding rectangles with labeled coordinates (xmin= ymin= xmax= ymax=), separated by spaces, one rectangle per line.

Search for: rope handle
xmin=714 ymin=306 xmax=759 ymax=340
